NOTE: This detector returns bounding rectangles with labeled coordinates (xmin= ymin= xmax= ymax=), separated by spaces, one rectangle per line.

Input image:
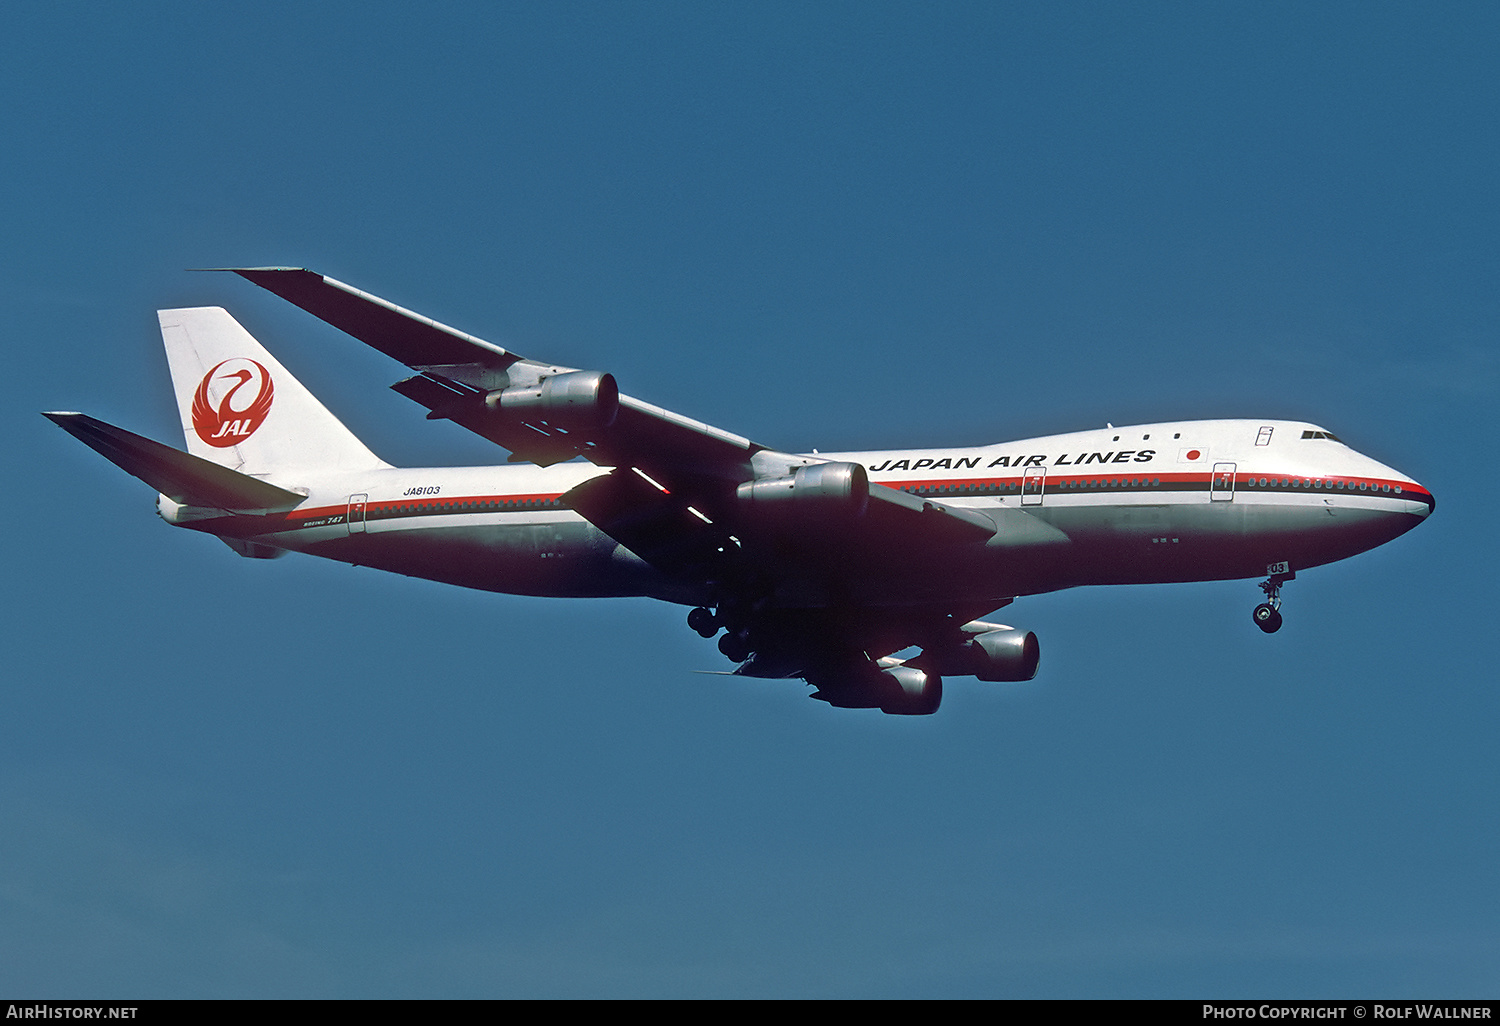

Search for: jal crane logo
xmin=191 ymin=358 xmax=275 ymax=447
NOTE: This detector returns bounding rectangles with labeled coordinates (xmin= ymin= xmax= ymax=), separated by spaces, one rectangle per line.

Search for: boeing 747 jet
xmin=47 ymin=269 xmax=1435 ymax=714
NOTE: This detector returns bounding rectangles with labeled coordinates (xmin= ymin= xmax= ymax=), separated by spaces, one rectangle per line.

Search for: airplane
xmin=45 ymin=268 xmax=1436 ymax=715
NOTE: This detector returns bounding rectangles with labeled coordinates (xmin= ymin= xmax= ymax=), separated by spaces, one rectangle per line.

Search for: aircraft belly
xmin=267 ymin=516 xmax=684 ymax=599
xmin=202 ymin=486 xmax=1427 ymax=610
xmin=1031 ymin=496 xmax=1426 ymax=586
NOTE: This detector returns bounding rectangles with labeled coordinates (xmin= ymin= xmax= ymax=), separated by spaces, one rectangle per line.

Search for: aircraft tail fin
xmin=158 ymin=307 xmax=388 ymax=475
xmin=43 ymin=412 xmax=305 ymax=512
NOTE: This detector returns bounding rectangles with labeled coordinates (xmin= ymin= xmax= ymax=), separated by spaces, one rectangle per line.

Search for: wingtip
xmin=42 ymin=411 xmax=93 ymax=437
xmin=186 ymin=266 xmax=316 ymax=275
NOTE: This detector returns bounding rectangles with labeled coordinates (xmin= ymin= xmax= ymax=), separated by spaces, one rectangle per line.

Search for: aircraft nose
xmin=1345 ymin=473 xmax=1434 ymax=557
xmin=1405 ymin=478 xmax=1436 ymax=519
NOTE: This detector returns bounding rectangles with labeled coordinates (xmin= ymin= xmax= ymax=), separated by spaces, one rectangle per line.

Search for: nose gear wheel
xmin=1252 ymin=567 xmax=1295 ymax=634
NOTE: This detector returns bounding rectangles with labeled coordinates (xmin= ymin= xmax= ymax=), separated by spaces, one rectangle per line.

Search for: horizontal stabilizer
xmin=44 ymin=412 xmax=305 ymax=512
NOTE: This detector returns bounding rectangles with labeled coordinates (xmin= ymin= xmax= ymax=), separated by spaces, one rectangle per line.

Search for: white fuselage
xmin=159 ymin=418 xmax=1433 ymax=609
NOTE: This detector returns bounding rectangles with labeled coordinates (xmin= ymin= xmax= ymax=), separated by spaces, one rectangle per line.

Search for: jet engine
xmin=735 ymin=461 xmax=870 ymax=520
xmin=923 ymin=627 xmax=1040 ymax=682
xmin=485 ymin=370 xmax=620 ymax=431
xmin=879 ymin=666 xmax=943 ymax=716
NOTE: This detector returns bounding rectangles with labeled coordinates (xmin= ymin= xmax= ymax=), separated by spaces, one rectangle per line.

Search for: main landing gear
xmin=689 ymin=604 xmax=755 ymax=663
xmin=687 ymin=606 xmax=718 ymax=638
xmin=1252 ymin=565 xmax=1295 ymax=634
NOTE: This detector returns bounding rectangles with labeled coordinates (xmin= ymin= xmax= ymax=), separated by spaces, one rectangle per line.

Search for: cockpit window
xmin=1301 ymin=429 xmax=1342 ymax=441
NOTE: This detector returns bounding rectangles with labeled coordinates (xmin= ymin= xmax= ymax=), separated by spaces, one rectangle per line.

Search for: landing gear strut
xmin=1252 ymin=565 xmax=1295 ymax=634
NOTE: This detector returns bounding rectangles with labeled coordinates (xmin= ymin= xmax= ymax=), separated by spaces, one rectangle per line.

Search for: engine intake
xmin=880 ymin=666 xmax=942 ymax=716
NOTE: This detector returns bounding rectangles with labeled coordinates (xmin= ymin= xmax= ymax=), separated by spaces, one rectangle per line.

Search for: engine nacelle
xmin=879 ymin=666 xmax=942 ymax=716
xmin=926 ymin=628 xmax=1040 ymax=682
xmin=485 ymin=370 xmax=619 ymax=430
xmin=735 ymin=461 xmax=870 ymax=520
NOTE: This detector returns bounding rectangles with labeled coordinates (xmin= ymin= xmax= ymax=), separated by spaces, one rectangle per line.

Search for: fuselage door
xmin=1021 ymin=467 xmax=1046 ymax=506
xmin=348 ymin=493 xmax=368 ymax=533
xmin=1210 ymin=463 xmax=1236 ymax=502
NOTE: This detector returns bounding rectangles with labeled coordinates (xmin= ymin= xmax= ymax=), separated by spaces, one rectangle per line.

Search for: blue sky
xmin=3 ymin=2 xmax=1496 ymax=997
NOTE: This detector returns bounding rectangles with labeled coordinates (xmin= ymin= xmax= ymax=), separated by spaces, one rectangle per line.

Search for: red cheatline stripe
xmin=267 ymin=492 xmax=571 ymax=528
xmin=204 ymin=471 xmax=1433 ymax=535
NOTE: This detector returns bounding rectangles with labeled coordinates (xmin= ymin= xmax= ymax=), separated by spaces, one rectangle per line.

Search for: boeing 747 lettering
xmin=46 ymin=269 xmax=1435 ymax=714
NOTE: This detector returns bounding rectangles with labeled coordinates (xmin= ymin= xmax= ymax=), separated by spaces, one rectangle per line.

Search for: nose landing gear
xmin=1252 ymin=564 xmax=1295 ymax=633
xmin=1252 ymin=602 xmax=1282 ymax=632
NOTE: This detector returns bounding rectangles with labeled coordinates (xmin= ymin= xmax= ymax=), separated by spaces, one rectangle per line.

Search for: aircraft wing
xmin=227 ymin=268 xmax=760 ymax=475
xmin=230 ymin=268 xmax=1002 ymax=574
